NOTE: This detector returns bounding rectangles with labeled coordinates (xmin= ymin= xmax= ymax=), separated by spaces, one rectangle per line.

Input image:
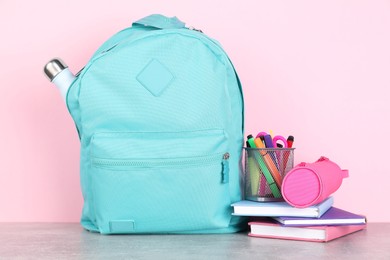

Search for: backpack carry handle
xmin=132 ymin=14 xmax=186 ymax=30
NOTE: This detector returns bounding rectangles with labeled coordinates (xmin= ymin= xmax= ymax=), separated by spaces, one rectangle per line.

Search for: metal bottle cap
xmin=44 ymin=58 xmax=68 ymax=81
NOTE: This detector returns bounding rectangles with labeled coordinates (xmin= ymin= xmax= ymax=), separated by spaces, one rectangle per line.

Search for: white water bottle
xmin=44 ymin=58 xmax=76 ymax=101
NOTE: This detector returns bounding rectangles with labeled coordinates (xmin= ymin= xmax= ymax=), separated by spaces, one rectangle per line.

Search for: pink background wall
xmin=1 ymin=0 xmax=389 ymax=222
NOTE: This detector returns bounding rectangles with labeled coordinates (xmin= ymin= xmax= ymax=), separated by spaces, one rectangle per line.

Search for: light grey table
xmin=0 ymin=223 xmax=388 ymax=259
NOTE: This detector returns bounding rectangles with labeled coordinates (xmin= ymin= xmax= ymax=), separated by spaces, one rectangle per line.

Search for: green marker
xmin=247 ymin=148 xmax=260 ymax=196
xmin=247 ymin=135 xmax=282 ymax=198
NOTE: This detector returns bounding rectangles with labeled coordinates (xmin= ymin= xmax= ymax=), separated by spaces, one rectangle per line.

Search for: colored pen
xmin=253 ymin=137 xmax=267 ymax=196
xmin=246 ymin=139 xmax=261 ymax=196
xmin=254 ymin=137 xmax=283 ymax=188
xmin=263 ymin=134 xmax=274 ymax=148
xmin=272 ymin=135 xmax=288 ymax=171
xmin=282 ymin=136 xmax=295 ymax=175
xmin=262 ymin=134 xmax=281 ymax=169
xmin=247 ymin=135 xmax=282 ymax=198
xmin=287 ymin=136 xmax=294 ymax=148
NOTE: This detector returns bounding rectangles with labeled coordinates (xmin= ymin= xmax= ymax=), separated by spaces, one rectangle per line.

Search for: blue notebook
xmin=231 ymin=197 xmax=333 ymax=218
xmin=273 ymin=207 xmax=366 ymax=226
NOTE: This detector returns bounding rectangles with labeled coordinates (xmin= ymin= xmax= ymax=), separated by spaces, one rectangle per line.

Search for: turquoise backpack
xmin=66 ymin=14 xmax=245 ymax=234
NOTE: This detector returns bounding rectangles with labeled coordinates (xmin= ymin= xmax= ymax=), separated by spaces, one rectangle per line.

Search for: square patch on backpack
xmin=136 ymin=59 xmax=174 ymax=96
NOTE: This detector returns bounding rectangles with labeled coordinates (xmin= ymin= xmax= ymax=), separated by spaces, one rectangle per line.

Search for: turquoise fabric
xmin=66 ymin=14 xmax=245 ymax=234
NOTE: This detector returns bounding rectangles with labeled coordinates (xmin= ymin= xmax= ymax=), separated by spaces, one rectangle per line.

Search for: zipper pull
xmin=188 ymin=26 xmax=203 ymax=33
xmin=222 ymin=153 xmax=230 ymax=183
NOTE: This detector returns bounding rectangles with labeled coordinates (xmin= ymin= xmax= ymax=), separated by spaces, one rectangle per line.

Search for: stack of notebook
xmin=231 ymin=197 xmax=366 ymax=242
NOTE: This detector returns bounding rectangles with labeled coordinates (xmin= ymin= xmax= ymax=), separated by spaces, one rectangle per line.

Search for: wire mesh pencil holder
xmin=244 ymin=148 xmax=295 ymax=202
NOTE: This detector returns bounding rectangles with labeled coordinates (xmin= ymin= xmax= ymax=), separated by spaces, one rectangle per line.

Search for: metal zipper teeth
xmin=92 ymin=153 xmax=227 ymax=168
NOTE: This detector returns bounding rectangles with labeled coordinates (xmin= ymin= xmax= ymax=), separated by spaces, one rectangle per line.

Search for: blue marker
xmin=262 ymin=134 xmax=280 ymax=169
xmin=263 ymin=134 xmax=274 ymax=148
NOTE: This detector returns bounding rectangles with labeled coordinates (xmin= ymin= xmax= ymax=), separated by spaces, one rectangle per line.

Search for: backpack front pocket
xmin=89 ymin=130 xmax=231 ymax=234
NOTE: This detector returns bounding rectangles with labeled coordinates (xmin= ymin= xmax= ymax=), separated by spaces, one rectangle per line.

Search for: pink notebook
xmin=248 ymin=219 xmax=366 ymax=242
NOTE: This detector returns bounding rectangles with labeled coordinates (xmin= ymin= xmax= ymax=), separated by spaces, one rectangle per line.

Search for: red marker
xmin=287 ymin=136 xmax=294 ymax=148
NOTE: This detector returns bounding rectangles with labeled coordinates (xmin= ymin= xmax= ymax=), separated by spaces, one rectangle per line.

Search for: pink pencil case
xmin=282 ymin=156 xmax=349 ymax=208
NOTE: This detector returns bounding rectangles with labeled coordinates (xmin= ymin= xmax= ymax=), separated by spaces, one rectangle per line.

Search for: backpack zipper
xmin=92 ymin=152 xmax=230 ymax=183
xmin=188 ymin=26 xmax=203 ymax=33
